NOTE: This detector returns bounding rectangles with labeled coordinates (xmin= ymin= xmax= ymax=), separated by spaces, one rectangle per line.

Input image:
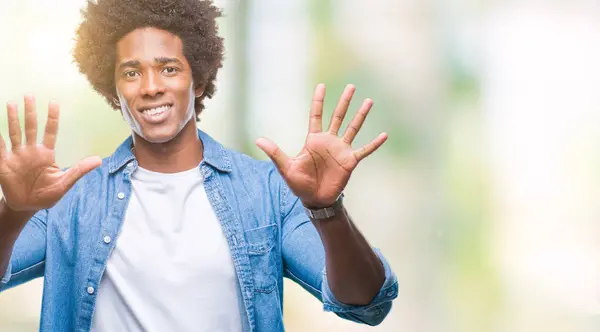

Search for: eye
xmin=162 ymin=67 xmax=179 ymax=75
xmin=123 ymin=71 xmax=139 ymax=78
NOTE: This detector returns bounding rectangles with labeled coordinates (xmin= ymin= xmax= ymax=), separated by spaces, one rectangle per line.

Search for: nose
xmin=140 ymin=71 xmax=165 ymax=97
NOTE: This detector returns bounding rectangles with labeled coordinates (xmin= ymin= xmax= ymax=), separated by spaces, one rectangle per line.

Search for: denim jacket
xmin=0 ymin=129 xmax=398 ymax=332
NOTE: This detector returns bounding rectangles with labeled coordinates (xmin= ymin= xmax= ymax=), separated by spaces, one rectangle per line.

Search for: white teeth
xmin=143 ymin=105 xmax=170 ymax=116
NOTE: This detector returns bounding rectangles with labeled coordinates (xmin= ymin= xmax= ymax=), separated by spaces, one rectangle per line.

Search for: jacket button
xmin=103 ymin=236 xmax=112 ymax=244
xmin=117 ymin=192 xmax=125 ymax=200
xmin=87 ymin=286 xmax=95 ymax=295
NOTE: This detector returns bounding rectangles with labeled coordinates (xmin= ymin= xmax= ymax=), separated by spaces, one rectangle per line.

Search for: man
xmin=0 ymin=0 xmax=398 ymax=331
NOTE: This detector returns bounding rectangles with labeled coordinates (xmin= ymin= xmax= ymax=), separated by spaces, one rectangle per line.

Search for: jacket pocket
xmin=244 ymin=223 xmax=278 ymax=293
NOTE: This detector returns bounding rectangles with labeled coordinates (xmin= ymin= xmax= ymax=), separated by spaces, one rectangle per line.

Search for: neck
xmin=131 ymin=120 xmax=203 ymax=173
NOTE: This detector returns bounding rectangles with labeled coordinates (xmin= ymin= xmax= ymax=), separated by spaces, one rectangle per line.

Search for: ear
xmin=111 ymin=95 xmax=121 ymax=107
xmin=194 ymin=84 xmax=206 ymax=98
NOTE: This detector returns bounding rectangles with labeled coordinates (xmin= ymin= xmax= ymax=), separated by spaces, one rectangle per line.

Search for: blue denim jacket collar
xmin=107 ymin=129 xmax=233 ymax=174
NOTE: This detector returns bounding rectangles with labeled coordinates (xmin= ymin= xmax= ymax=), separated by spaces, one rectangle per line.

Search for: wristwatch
xmin=303 ymin=193 xmax=345 ymax=220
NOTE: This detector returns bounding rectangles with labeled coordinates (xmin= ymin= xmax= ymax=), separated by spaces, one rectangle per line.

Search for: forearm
xmin=311 ymin=206 xmax=385 ymax=306
xmin=0 ymin=200 xmax=35 ymax=278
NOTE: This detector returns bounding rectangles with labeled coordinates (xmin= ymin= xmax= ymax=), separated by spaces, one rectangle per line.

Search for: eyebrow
xmin=118 ymin=57 xmax=183 ymax=71
xmin=154 ymin=57 xmax=183 ymax=66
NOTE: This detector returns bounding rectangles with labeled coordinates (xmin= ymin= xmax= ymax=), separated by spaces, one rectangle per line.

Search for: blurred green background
xmin=2 ymin=0 xmax=600 ymax=331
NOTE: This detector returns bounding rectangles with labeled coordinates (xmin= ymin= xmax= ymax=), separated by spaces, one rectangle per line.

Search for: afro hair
xmin=73 ymin=0 xmax=225 ymax=119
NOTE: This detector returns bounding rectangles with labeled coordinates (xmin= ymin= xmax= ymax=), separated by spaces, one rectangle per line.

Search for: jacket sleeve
xmin=0 ymin=209 xmax=48 ymax=292
xmin=279 ymin=180 xmax=398 ymax=326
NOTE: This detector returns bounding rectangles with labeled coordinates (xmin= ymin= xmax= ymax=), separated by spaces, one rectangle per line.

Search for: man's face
xmin=114 ymin=27 xmax=202 ymax=143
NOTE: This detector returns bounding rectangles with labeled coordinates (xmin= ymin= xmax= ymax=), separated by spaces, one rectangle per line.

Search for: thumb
xmin=60 ymin=156 xmax=103 ymax=192
xmin=255 ymin=137 xmax=290 ymax=174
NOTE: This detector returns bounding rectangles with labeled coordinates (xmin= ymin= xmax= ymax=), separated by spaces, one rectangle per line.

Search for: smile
xmin=138 ymin=104 xmax=173 ymax=123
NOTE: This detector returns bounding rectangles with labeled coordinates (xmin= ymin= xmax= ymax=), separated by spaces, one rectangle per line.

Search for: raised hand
xmin=0 ymin=95 xmax=102 ymax=212
xmin=255 ymin=84 xmax=387 ymax=209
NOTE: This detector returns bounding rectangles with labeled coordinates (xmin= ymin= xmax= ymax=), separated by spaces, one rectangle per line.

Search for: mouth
xmin=137 ymin=103 xmax=173 ymax=124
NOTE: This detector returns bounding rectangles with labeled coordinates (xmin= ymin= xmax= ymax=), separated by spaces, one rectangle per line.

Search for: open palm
xmin=0 ymin=96 xmax=101 ymax=212
xmin=256 ymin=84 xmax=387 ymax=209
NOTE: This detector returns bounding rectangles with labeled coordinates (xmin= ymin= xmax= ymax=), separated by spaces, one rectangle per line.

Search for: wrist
xmin=0 ymin=198 xmax=36 ymax=232
xmin=302 ymin=193 xmax=345 ymax=220
xmin=301 ymin=192 xmax=345 ymax=209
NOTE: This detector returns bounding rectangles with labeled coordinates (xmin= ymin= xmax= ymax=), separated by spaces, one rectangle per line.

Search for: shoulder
xmin=224 ymin=148 xmax=283 ymax=189
xmin=223 ymin=147 xmax=294 ymax=202
xmin=56 ymin=156 xmax=112 ymax=205
xmin=43 ymin=156 xmax=112 ymax=222
xmin=228 ymin=149 xmax=276 ymax=176
xmin=74 ymin=156 xmax=112 ymax=190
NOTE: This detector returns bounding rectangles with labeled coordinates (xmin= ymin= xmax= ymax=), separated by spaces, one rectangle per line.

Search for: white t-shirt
xmin=91 ymin=164 xmax=242 ymax=332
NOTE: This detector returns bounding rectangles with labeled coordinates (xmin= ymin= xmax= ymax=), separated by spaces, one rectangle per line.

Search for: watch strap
xmin=303 ymin=193 xmax=344 ymax=220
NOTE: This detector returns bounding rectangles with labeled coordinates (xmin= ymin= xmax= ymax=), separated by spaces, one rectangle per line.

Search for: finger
xmin=255 ymin=137 xmax=290 ymax=174
xmin=308 ymin=83 xmax=325 ymax=134
xmin=59 ymin=156 xmax=102 ymax=192
xmin=24 ymin=94 xmax=37 ymax=145
xmin=0 ymin=133 xmax=7 ymax=160
xmin=328 ymin=84 xmax=355 ymax=135
xmin=353 ymin=132 xmax=388 ymax=161
xmin=343 ymin=98 xmax=373 ymax=144
xmin=43 ymin=101 xmax=60 ymax=149
xmin=6 ymin=102 xmax=22 ymax=149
